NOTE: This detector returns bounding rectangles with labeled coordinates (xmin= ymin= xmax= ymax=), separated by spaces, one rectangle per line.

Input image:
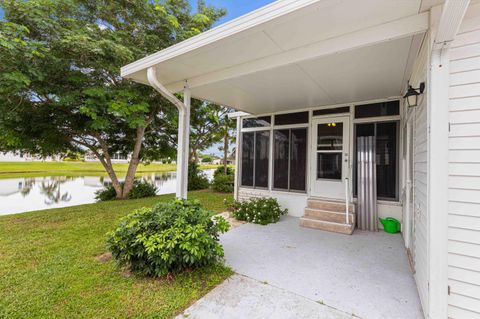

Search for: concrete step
xmin=299 ymin=217 xmax=355 ymax=235
xmin=304 ymin=208 xmax=355 ymax=224
xmin=307 ymin=199 xmax=355 ymax=213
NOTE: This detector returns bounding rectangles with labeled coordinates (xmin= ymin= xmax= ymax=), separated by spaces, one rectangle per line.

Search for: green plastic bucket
xmin=379 ymin=217 xmax=401 ymax=234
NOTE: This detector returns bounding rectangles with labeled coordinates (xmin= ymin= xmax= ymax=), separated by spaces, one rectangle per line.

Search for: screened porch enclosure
xmin=237 ymin=100 xmax=402 ymax=224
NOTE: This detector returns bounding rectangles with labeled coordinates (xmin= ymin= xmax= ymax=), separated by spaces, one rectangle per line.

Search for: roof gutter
xmin=147 ymin=67 xmax=186 ymax=112
xmin=147 ymin=67 xmax=190 ymax=199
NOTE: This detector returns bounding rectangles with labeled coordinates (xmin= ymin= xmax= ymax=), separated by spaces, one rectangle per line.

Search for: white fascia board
xmin=434 ymin=0 xmax=470 ymax=48
xmin=120 ymin=0 xmax=320 ymax=78
xmin=228 ymin=111 xmax=250 ymax=118
xmin=165 ymin=12 xmax=429 ymax=93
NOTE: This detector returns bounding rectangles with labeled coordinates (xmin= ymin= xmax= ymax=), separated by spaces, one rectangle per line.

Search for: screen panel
xmin=290 ymin=129 xmax=307 ymax=191
xmin=274 ymin=112 xmax=309 ymax=125
xmin=273 ymin=130 xmax=289 ymax=189
xmin=317 ymin=153 xmax=342 ymax=180
xmin=242 ymin=116 xmax=271 ymax=128
xmin=241 ymin=132 xmax=254 ymax=186
xmin=254 ymin=131 xmax=270 ymax=188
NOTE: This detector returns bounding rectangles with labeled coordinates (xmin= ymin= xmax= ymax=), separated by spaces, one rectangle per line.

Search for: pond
xmin=0 ymin=169 xmax=215 ymax=216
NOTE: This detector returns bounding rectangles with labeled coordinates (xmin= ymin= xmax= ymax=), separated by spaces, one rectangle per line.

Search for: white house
xmin=121 ymin=1 xmax=479 ymax=317
xmin=84 ymin=151 xmax=131 ymax=163
xmin=0 ymin=151 xmax=60 ymax=162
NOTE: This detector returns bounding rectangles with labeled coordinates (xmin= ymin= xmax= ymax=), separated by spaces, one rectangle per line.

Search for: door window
xmin=316 ymin=122 xmax=343 ymax=180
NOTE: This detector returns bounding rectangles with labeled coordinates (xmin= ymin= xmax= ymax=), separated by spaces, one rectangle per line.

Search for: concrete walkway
xmin=178 ymin=216 xmax=423 ymax=319
xmin=177 ymin=274 xmax=354 ymax=319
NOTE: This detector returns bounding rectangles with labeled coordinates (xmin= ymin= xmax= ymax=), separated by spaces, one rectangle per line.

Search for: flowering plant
xmin=226 ymin=197 xmax=287 ymax=225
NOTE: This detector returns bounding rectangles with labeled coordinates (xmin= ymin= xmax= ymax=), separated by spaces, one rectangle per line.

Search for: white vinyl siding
xmin=409 ymin=33 xmax=430 ymax=315
xmin=448 ymin=3 xmax=480 ymax=318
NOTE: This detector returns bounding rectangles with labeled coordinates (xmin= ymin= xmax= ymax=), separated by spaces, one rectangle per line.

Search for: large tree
xmin=0 ymin=0 xmax=226 ymax=199
xmin=161 ymin=101 xmax=231 ymax=164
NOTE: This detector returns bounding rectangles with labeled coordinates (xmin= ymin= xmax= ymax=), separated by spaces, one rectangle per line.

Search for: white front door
xmin=310 ymin=116 xmax=350 ymax=199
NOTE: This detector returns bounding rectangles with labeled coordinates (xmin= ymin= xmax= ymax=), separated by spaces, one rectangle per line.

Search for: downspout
xmin=147 ymin=67 xmax=190 ymax=199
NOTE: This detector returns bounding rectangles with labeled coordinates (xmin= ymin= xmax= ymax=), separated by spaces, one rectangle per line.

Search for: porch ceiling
xmin=121 ymin=0 xmax=431 ymax=114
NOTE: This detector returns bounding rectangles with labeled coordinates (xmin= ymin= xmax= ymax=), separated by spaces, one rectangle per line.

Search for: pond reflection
xmin=0 ymin=170 xmax=214 ymax=216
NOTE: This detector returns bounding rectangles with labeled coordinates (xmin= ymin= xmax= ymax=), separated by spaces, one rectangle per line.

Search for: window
xmin=241 ymin=132 xmax=254 ymax=186
xmin=255 ymin=131 xmax=270 ymax=188
xmin=274 ymin=112 xmax=309 ymax=125
xmin=273 ymin=130 xmax=289 ymax=189
xmin=290 ymin=129 xmax=307 ymax=190
xmin=313 ymin=106 xmax=350 ymax=116
xmin=316 ymin=122 xmax=343 ymax=180
xmin=354 ymin=121 xmax=398 ymax=200
xmin=355 ymin=101 xmax=399 ymax=119
xmin=317 ymin=123 xmax=343 ymax=150
xmin=242 ymin=116 xmax=271 ymax=128
xmin=241 ymin=131 xmax=270 ymax=188
xmin=273 ymin=128 xmax=307 ymax=191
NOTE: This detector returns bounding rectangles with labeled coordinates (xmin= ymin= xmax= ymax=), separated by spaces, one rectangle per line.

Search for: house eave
xmin=120 ymin=0 xmax=321 ymax=78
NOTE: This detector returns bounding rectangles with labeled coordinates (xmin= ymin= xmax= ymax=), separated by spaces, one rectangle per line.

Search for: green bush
xmin=106 ymin=199 xmax=230 ymax=277
xmin=211 ymin=173 xmax=234 ymax=193
xmin=95 ymin=184 xmax=117 ymax=201
xmin=188 ymin=162 xmax=210 ymax=190
xmin=127 ymin=180 xmax=158 ymax=199
xmin=227 ymin=197 xmax=287 ymax=225
xmin=213 ymin=166 xmax=234 ymax=177
xmin=95 ymin=180 xmax=157 ymax=201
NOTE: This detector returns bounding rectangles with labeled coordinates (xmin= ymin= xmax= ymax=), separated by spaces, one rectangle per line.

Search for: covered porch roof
xmin=121 ymin=0 xmax=442 ymax=115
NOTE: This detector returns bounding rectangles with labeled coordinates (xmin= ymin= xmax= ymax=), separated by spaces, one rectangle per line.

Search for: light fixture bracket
xmin=403 ymin=82 xmax=425 ymax=107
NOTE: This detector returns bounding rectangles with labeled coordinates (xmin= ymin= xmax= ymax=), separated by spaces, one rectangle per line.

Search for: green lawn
xmin=0 ymin=190 xmax=234 ymax=319
xmin=0 ymin=161 xmax=221 ymax=179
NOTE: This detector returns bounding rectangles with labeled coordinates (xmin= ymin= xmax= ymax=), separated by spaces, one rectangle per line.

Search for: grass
xmin=0 ymin=190 xmax=234 ymax=319
xmin=0 ymin=161 xmax=222 ymax=179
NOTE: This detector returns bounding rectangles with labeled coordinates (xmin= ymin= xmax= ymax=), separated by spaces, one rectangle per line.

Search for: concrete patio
xmin=179 ymin=216 xmax=423 ymax=319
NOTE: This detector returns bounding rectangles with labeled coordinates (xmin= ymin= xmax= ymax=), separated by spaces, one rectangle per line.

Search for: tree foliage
xmin=161 ymin=100 xmax=232 ymax=164
xmin=0 ymin=0 xmax=226 ymax=198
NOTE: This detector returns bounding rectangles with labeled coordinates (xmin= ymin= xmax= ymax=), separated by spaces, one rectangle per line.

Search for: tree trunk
xmin=223 ymin=128 xmax=228 ymax=174
xmin=190 ymin=147 xmax=198 ymax=164
xmin=92 ymin=144 xmax=123 ymax=199
xmin=121 ymin=126 xmax=146 ymax=199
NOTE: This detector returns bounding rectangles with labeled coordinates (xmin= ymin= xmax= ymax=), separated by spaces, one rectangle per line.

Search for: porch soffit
xmin=121 ymin=0 xmax=429 ymax=114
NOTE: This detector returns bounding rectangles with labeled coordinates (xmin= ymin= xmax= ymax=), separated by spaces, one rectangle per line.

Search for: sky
xmin=0 ymin=1 xmax=274 ymax=22
xmin=0 ymin=1 xmax=275 ymax=156
xmin=197 ymin=0 xmax=275 ymax=24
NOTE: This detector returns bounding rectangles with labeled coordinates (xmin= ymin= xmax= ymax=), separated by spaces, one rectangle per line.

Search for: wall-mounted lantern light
xmin=403 ymin=82 xmax=425 ymax=107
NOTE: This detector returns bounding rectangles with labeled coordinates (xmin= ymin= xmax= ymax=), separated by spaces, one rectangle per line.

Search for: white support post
xmin=176 ymin=109 xmax=185 ymax=198
xmin=427 ymin=2 xmax=469 ymax=316
xmin=181 ymin=86 xmax=191 ymax=199
xmin=233 ymin=115 xmax=241 ymax=200
xmin=428 ymin=47 xmax=450 ymax=319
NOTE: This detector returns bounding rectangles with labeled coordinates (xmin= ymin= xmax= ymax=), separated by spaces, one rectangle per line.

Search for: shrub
xmin=95 ymin=184 xmax=117 ymax=201
xmin=106 ymin=199 xmax=230 ymax=277
xmin=211 ymin=173 xmax=234 ymax=193
xmin=127 ymin=180 xmax=158 ymax=199
xmin=213 ymin=166 xmax=234 ymax=177
xmin=188 ymin=162 xmax=210 ymax=190
xmin=227 ymin=197 xmax=287 ymax=225
xmin=95 ymin=180 xmax=157 ymax=201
